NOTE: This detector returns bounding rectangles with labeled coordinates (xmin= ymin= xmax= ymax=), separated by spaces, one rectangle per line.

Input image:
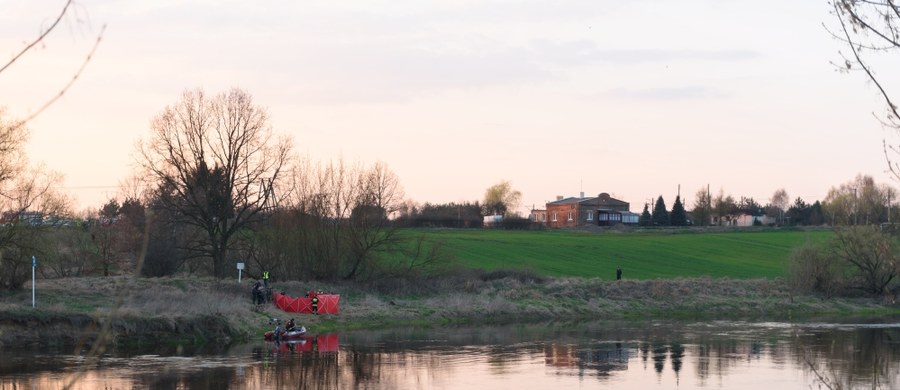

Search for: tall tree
xmin=344 ymin=161 xmax=405 ymax=280
xmin=768 ymin=188 xmax=789 ymax=225
xmin=0 ymin=113 xmax=70 ymax=289
xmin=482 ymin=181 xmax=522 ymax=217
xmin=691 ymin=187 xmax=712 ymax=226
xmin=786 ymin=197 xmax=811 ymax=226
xmin=712 ymin=190 xmax=736 ymax=226
xmin=652 ymin=195 xmax=669 ymax=226
xmin=137 ymin=88 xmax=292 ymax=278
xmin=670 ymin=195 xmax=688 ymax=226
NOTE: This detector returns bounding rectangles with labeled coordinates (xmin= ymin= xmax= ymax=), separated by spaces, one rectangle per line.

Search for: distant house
xmin=533 ymin=192 xmax=637 ymax=228
xmin=713 ymin=208 xmax=774 ymax=227
xmin=483 ymin=214 xmax=503 ymax=227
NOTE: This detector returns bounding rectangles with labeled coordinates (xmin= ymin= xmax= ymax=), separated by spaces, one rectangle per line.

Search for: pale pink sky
xmin=1 ymin=1 xmax=896 ymax=214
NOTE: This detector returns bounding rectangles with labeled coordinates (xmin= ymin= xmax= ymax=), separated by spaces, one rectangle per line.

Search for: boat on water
xmin=264 ymin=326 xmax=307 ymax=341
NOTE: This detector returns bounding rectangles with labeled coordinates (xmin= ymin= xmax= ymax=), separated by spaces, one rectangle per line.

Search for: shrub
xmin=788 ymin=241 xmax=842 ymax=296
xmin=788 ymin=226 xmax=900 ymax=297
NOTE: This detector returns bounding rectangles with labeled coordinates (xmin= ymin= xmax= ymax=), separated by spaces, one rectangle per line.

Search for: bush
xmin=788 ymin=241 xmax=842 ymax=296
xmin=788 ymin=226 xmax=900 ymax=297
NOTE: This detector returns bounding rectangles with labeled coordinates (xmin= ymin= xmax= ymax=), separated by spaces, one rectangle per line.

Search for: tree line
xmin=0 ymin=88 xmax=451 ymax=289
xmin=632 ymin=175 xmax=898 ymax=228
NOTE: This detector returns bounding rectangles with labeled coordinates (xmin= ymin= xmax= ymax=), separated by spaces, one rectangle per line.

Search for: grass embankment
xmin=0 ymin=228 xmax=893 ymax=349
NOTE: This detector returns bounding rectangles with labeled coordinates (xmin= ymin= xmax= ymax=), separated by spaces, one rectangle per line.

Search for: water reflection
xmin=1 ymin=320 xmax=900 ymax=389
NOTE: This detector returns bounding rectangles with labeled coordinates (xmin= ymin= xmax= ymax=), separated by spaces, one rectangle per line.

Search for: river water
xmin=2 ymin=318 xmax=899 ymax=389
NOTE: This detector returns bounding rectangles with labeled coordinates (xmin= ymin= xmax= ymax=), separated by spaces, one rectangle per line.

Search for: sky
xmin=1 ymin=0 xmax=897 ymax=215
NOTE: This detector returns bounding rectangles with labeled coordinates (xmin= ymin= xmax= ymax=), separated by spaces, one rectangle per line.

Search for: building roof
xmin=546 ymin=197 xmax=585 ymax=205
xmin=547 ymin=193 xmax=630 ymax=210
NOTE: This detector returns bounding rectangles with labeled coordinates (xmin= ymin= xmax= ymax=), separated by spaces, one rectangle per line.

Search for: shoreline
xmin=1 ymin=275 xmax=897 ymax=349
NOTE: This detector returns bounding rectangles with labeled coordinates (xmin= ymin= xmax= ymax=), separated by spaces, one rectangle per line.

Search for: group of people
xmin=270 ymin=317 xmax=300 ymax=343
xmin=252 ymin=271 xmax=271 ymax=305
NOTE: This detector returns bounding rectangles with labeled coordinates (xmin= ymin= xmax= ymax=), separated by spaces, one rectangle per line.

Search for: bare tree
xmin=137 ymin=88 xmax=292 ymax=278
xmin=769 ymin=188 xmax=790 ymax=225
xmin=712 ymin=189 xmax=736 ymax=226
xmin=247 ymin=158 xmax=428 ymax=281
xmin=691 ymin=187 xmax=712 ymax=226
xmin=0 ymin=0 xmax=94 ymax=289
xmin=344 ymin=161 xmax=405 ymax=280
xmin=830 ymin=1 xmax=900 ymax=178
xmin=0 ymin=162 xmax=71 ymax=289
xmin=832 ymin=225 xmax=900 ymax=295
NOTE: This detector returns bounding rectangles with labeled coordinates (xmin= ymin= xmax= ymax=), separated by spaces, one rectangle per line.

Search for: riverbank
xmin=0 ymin=275 xmax=896 ymax=349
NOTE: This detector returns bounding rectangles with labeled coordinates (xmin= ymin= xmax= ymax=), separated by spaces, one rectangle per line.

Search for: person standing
xmin=252 ymin=280 xmax=263 ymax=305
xmin=616 ymin=266 xmax=622 ymax=281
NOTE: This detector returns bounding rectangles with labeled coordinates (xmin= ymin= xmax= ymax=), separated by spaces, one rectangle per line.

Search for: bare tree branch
xmin=0 ymin=0 xmax=73 ymax=74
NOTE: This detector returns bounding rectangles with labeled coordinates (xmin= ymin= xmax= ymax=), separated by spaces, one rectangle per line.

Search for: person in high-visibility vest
xmin=262 ymin=271 xmax=270 ymax=288
xmin=309 ymin=291 xmax=319 ymax=314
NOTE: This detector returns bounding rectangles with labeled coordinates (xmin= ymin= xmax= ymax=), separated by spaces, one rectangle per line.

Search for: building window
xmin=587 ymin=211 xmax=593 ymax=221
xmin=567 ymin=212 xmax=573 ymax=221
xmin=552 ymin=212 xmax=557 ymax=222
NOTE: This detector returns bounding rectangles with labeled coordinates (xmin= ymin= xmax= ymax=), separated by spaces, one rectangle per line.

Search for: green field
xmin=407 ymin=228 xmax=833 ymax=280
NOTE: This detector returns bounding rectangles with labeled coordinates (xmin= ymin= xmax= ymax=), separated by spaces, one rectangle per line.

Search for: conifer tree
xmin=652 ymin=195 xmax=669 ymax=226
xmin=639 ymin=203 xmax=652 ymax=226
xmin=670 ymin=195 xmax=688 ymax=226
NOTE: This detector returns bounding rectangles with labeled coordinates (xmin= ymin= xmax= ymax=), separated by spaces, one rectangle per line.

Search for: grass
xmin=5 ymin=227 xmax=893 ymax=349
xmin=404 ymin=227 xmax=832 ymax=279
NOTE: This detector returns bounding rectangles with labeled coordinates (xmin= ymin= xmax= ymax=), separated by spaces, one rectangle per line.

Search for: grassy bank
xmin=1 ymin=272 xmax=896 ymax=349
xmin=0 ymin=228 xmax=891 ymax=349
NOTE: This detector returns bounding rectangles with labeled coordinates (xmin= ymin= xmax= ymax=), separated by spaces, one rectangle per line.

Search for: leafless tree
xmin=712 ymin=189 xmax=736 ymax=226
xmin=344 ymin=161 xmax=405 ymax=280
xmin=246 ymin=158 xmax=436 ymax=281
xmin=0 ymin=162 xmax=72 ymax=289
xmin=691 ymin=187 xmax=713 ymax=226
xmin=769 ymin=188 xmax=790 ymax=225
xmin=137 ymin=88 xmax=292 ymax=278
xmin=0 ymin=110 xmax=71 ymax=289
xmin=830 ymin=1 xmax=900 ymax=178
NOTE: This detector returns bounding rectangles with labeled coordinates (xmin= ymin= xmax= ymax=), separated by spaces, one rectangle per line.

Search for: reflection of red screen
xmin=316 ymin=334 xmax=339 ymax=352
xmin=272 ymin=334 xmax=340 ymax=353
xmin=273 ymin=292 xmax=340 ymax=314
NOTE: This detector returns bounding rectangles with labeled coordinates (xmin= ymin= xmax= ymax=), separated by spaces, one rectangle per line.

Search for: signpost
xmin=31 ymin=256 xmax=36 ymax=308
xmin=237 ymin=262 xmax=245 ymax=283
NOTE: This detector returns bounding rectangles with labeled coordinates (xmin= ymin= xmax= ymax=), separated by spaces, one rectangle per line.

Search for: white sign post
xmin=237 ymin=262 xmax=245 ymax=283
xmin=31 ymin=256 xmax=36 ymax=308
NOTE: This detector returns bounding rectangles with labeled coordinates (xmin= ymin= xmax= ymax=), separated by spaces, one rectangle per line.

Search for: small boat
xmin=264 ymin=326 xmax=307 ymax=341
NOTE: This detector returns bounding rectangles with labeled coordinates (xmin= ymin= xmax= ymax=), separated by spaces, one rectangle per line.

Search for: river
xmin=2 ymin=318 xmax=899 ymax=389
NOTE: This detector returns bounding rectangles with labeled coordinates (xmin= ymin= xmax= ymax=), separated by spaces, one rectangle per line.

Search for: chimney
xmin=580 ymin=192 xmax=584 ymax=198
xmin=556 ymin=195 xmax=563 ymax=201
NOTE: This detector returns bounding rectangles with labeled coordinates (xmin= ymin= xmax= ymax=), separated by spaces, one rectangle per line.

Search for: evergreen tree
xmin=639 ymin=203 xmax=652 ymax=226
xmin=652 ymin=195 xmax=669 ymax=226
xmin=670 ymin=195 xmax=688 ymax=226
